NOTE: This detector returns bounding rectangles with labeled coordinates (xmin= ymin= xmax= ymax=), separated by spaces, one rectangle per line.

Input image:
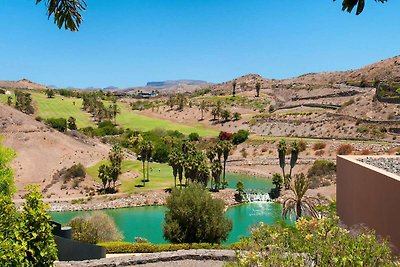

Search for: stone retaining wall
xmin=56 ymin=249 xmax=236 ymax=267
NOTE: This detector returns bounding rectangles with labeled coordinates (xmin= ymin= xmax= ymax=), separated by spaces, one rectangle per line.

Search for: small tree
xmin=67 ymin=116 xmax=77 ymax=130
xmin=163 ymin=184 xmax=232 ymax=244
xmin=98 ymin=164 xmax=110 ymax=191
xmin=255 ymin=81 xmax=261 ymax=97
xmin=109 ymin=145 xmax=124 ymax=190
xmin=236 ymin=181 xmax=244 ymax=201
xmin=188 ymin=132 xmax=200 ymax=141
xmin=20 ymin=185 xmax=58 ymax=266
xmin=68 ymin=212 xmax=122 ymax=244
xmin=45 ymin=89 xmax=55 ymax=98
xmin=7 ymin=96 xmax=12 ymax=106
xmin=233 ymin=112 xmax=241 ymax=121
xmin=282 ymin=173 xmax=319 ymax=221
xmin=232 ymin=79 xmax=237 ymax=97
xmin=221 ymin=109 xmax=231 ymax=122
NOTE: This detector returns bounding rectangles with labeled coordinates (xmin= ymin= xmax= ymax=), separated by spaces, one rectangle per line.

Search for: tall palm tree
xmin=139 ymin=142 xmax=148 ymax=186
xmin=232 ymin=79 xmax=237 ymax=97
xmin=108 ymin=145 xmax=124 ymax=190
xmin=145 ymin=141 xmax=154 ymax=182
xmin=289 ymin=141 xmax=300 ymax=179
xmin=199 ymin=100 xmax=208 ymax=120
xmin=255 ymin=81 xmax=261 ymax=97
xmin=211 ymin=160 xmax=222 ymax=190
xmin=282 ymin=173 xmax=319 ymax=221
xmin=221 ymin=141 xmax=233 ymax=189
xmin=168 ymin=150 xmax=178 ymax=188
xmin=277 ymin=140 xmax=287 ymax=188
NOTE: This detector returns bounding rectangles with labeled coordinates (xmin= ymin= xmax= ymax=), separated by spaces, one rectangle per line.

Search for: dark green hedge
xmin=97 ymin=242 xmax=229 ymax=253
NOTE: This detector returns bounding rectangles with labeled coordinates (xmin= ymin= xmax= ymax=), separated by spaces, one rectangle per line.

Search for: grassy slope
xmin=87 ymin=160 xmax=174 ymax=193
xmin=116 ymin=103 xmax=218 ymax=137
xmin=1 ymin=92 xmax=218 ymax=137
xmin=31 ymin=93 xmax=95 ymax=128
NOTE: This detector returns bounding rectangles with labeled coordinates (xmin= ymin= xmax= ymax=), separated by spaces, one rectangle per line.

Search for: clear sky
xmin=0 ymin=0 xmax=399 ymax=88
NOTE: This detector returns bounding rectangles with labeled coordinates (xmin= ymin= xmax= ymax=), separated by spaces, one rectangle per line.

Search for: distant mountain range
xmin=2 ymin=55 xmax=400 ymax=93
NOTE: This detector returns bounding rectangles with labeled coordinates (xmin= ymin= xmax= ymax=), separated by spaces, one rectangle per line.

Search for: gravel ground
xmin=358 ymin=157 xmax=400 ymax=176
xmin=132 ymin=259 xmax=227 ymax=267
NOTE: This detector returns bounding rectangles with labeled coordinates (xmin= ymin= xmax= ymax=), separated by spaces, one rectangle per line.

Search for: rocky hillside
xmin=0 ymin=79 xmax=48 ymax=90
xmin=212 ymin=55 xmax=400 ymax=93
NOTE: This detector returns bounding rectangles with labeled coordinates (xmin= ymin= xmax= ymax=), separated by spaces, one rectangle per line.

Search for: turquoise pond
xmin=50 ymin=173 xmax=287 ymax=244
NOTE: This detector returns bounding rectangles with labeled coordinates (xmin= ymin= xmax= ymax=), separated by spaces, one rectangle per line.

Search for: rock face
xmin=56 ymin=249 xmax=236 ymax=267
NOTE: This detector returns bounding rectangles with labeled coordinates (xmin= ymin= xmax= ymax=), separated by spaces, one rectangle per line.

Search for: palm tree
xmin=145 ymin=141 xmax=154 ymax=182
xmin=98 ymin=164 xmax=110 ymax=192
xmin=110 ymin=99 xmax=120 ymax=125
xmin=215 ymin=100 xmax=222 ymax=122
xmin=199 ymin=100 xmax=208 ymax=120
xmin=221 ymin=141 xmax=232 ymax=189
xmin=211 ymin=160 xmax=222 ymax=190
xmin=139 ymin=142 xmax=148 ymax=186
xmin=289 ymin=141 xmax=300 ymax=179
xmin=108 ymin=145 xmax=124 ymax=190
xmin=255 ymin=81 xmax=261 ymax=97
xmin=282 ymin=173 xmax=319 ymax=221
xmin=232 ymin=79 xmax=237 ymax=97
xmin=168 ymin=150 xmax=179 ymax=188
xmin=277 ymin=140 xmax=287 ymax=189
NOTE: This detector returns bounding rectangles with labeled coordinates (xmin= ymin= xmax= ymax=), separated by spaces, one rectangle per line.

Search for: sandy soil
xmin=0 ymin=104 xmax=109 ymax=198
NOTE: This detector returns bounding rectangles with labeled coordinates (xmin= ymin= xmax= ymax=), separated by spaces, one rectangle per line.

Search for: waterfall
xmin=243 ymin=190 xmax=271 ymax=203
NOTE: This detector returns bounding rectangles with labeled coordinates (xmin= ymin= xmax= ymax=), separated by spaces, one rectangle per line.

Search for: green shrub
xmin=307 ymin=160 xmax=336 ymax=178
xmin=98 ymin=242 xmax=224 ymax=254
xmin=337 ymin=144 xmax=353 ymax=155
xmin=96 ymin=121 xmax=120 ymax=136
xmin=68 ymin=212 xmax=122 ymax=244
xmin=356 ymin=125 xmax=369 ymax=134
xmin=152 ymin=143 xmax=170 ymax=163
xmin=232 ymin=129 xmax=249 ymax=145
xmin=312 ymin=142 xmax=326 ymax=150
xmin=64 ymin=163 xmax=86 ymax=181
xmin=46 ymin=117 xmax=67 ymax=132
xmin=163 ymin=184 xmax=232 ymax=244
xmin=188 ymin=132 xmax=200 ymax=141
xmin=234 ymin=216 xmax=396 ymax=266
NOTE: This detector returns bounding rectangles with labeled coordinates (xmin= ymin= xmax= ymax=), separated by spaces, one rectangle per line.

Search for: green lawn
xmin=30 ymin=93 xmax=95 ymax=128
xmin=116 ymin=103 xmax=218 ymax=137
xmin=1 ymin=91 xmax=218 ymax=137
xmin=87 ymin=160 xmax=175 ymax=193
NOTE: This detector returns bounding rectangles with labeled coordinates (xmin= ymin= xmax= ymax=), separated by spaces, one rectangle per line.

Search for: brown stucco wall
xmin=337 ymin=155 xmax=400 ymax=253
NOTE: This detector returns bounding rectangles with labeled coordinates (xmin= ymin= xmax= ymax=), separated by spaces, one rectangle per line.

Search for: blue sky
xmin=0 ymin=0 xmax=399 ymax=88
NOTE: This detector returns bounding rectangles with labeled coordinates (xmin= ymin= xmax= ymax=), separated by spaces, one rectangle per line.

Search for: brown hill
xmin=0 ymin=79 xmax=48 ymax=90
xmin=211 ymin=55 xmax=400 ymax=92
xmin=0 ymin=104 xmax=109 ymax=199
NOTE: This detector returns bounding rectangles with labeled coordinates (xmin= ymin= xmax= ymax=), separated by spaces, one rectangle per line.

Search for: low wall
xmin=56 ymin=249 xmax=236 ymax=267
xmin=337 ymin=155 xmax=400 ymax=253
xmin=55 ymin=236 xmax=106 ymax=261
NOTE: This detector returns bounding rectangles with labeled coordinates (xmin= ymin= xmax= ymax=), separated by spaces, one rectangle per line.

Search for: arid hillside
xmin=210 ymin=55 xmax=400 ymax=94
xmin=0 ymin=104 xmax=109 ymax=198
xmin=0 ymin=79 xmax=48 ymax=90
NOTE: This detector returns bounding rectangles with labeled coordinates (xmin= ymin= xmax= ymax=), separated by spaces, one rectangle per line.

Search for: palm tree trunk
xmin=146 ymin=160 xmax=150 ymax=182
xmin=223 ymin=160 xmax=227 ymax=189
xmin=282 ymin=168 xmax=286 ymax=189
xmin=142 ymin=161 xmax=146 ymax=186
xmin=296 ymin=201 xmax=302 ymax=221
